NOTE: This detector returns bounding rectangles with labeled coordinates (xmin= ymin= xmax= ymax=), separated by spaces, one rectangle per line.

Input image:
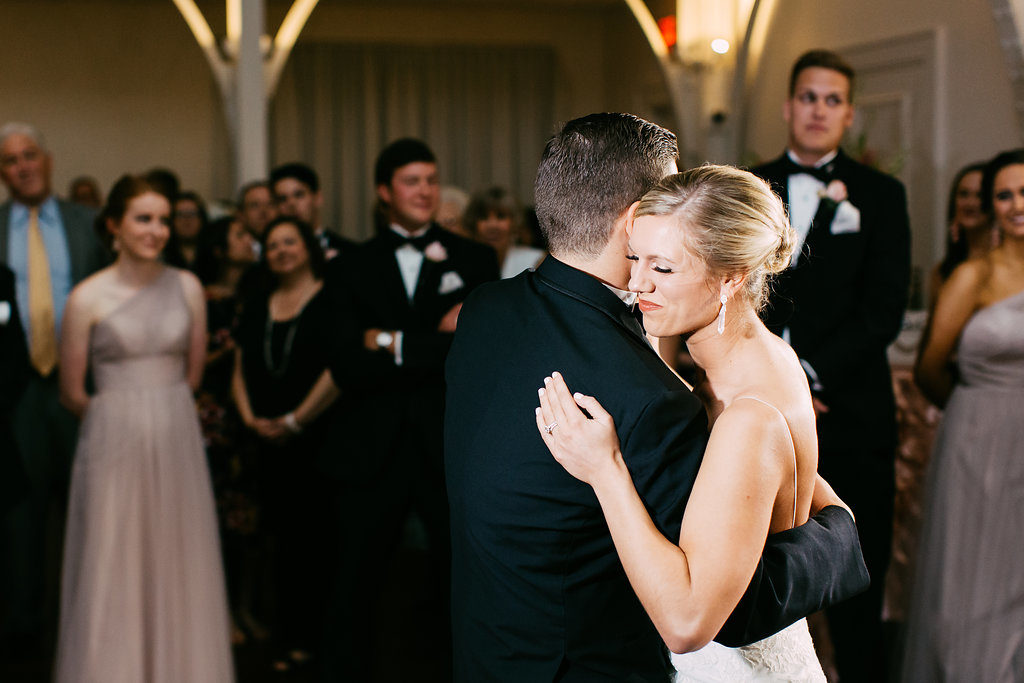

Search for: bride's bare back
xmin=696 ymin=326 xmax=819 ymax=534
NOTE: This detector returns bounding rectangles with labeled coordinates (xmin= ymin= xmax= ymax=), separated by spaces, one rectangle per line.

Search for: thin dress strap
xmin=733 ymin=396 xmax=798 ymax=528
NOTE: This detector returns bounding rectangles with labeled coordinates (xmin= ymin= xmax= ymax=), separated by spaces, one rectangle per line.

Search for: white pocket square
xmin=439 ymin=271 xmax=465 ymax=295
xmin=0 ymin=301 xmax=10 ymax=325
xmin=830 ymin=201 xmax=861 ymax=234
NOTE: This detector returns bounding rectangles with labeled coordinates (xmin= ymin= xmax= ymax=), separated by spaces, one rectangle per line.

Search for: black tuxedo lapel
xmin=412 ymin=257 xmax=439 ymax=306
xmin=411 ymin=226 xmax=447 ymax=307
xmin=533 ymin=256 xmax=651 ymax=348
xmin=750 ymin=156 xmax=790 ymax=204
xmin=368 ymin=235 xmax=415 ymax=316
xmin=756 ymin=152 xmax=851 ymax=269
xmin=796 ymin=199 xmax=840 ymax=269
xmin=756 ymin=151 xmax=844 ymax=210
xmin=807 ymin=149 xmax=849 ymax=233
xmin=797 ymin=150 xmax=856 ymax=267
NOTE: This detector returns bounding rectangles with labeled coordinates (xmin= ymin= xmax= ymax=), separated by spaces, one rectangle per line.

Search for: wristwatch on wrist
xmin=375 ymin=330 xmax=394 ymax=350
xmin=283 ymin=412 xmax=303 ymax=434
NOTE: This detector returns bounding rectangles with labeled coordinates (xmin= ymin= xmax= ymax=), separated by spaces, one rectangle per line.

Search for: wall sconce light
xmin=710 ymin=38 xmax=731 ymax=55
xmin=623 ymin=0 xmax=778 ymax=164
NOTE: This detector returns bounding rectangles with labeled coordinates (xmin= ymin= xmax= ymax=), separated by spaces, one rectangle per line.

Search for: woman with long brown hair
xmin=56 ymin=174 xmax=232 ymax=682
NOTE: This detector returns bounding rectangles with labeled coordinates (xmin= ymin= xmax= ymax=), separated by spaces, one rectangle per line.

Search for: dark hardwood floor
xmin=0 ymin=544 xmax=448 ymax=683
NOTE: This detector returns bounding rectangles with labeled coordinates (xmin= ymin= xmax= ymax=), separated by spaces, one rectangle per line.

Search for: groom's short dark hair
xmin=534 ymin=113 xmax=677 ymax=258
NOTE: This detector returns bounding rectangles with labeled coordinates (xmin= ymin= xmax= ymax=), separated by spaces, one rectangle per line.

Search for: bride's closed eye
xmin=626 ymin=253 xmax=672 ymax=273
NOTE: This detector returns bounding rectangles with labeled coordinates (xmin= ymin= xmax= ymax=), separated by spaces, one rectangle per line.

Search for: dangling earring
xmin=717 ymin=293 xmax=727 ymax=334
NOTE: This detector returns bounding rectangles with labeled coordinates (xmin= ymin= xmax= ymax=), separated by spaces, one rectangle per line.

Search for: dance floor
xmin=0 ymin=543 xmax=448 ymax=683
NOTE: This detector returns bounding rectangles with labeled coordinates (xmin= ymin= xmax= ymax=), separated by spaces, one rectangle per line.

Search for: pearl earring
xmin=717 ymin=293 xmax=727 ymax=334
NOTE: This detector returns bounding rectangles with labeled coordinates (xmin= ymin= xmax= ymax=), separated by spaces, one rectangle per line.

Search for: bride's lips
xmin=637 ymin=298 xmax=661 ymax=313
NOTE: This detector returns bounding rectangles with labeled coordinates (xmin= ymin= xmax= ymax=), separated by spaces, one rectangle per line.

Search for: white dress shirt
xmin=785 ymin=149 xmax=837 ymax=268
xmin=390 ymin=223 xmax=429 ymax=300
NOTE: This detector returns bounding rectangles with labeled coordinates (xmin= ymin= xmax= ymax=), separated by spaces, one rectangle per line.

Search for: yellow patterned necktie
xmin=27 ymin=206 xmax=58 ymax=376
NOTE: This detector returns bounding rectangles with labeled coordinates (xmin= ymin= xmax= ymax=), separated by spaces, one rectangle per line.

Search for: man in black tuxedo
xmin=0 ymin=123 xmax=107 ymax=654
xmin=446 ymin=113 xmax=869 ymax=682
xmin=321 ymin=138 xmax=499 ymax=681
xmin=750 ymin=50 xmax=911 ymax=681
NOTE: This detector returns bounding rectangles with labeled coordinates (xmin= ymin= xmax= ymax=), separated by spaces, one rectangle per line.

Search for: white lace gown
xmin=672 ymin=618 xmax=825 ymax=682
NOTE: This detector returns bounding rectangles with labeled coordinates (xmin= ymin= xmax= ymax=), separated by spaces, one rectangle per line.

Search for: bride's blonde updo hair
xmin=634 ymin=164 xmax=796 ymax=311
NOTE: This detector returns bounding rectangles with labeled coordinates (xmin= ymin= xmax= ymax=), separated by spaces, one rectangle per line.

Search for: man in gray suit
xmin=0 ymin=122 xmax=107 ymax=654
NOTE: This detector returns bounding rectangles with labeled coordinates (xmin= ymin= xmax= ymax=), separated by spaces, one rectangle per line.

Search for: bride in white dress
xmin=537 ymin=165 xmax=841 ymax=681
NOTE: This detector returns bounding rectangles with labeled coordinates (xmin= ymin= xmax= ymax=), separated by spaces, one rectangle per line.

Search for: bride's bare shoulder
xmin=708 ymin=398 xmax=793 ymax=479
xmin=737 ymin=332 xmax=811 ymax=401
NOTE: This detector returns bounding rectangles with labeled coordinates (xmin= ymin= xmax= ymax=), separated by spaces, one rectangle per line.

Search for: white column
xmin=173 ymin=0 xmax=320 ymax=190
xmin=235 ymin=0 xmax=268 ymax=187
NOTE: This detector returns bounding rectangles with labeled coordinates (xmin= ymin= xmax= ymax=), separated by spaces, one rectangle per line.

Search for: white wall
xmin=748 ymin=0 xmax=1019 ymax=166
xmin=1 ymin=0 xmax=1018 ymax=252
xmin=0 ymin=0 xmax=658 ymax=206
xmin=0 ymin=0 xmax=231 ymax=203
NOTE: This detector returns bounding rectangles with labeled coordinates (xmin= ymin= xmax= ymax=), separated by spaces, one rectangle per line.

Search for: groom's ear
xmin=623 ymin=200 xmax=642 ymax=237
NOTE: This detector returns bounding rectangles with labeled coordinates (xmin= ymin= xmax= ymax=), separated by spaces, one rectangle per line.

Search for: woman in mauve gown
xmin=906 ymin=149 xmax=1024 ymax=681
xmin=55 ymin=174 xmax=233 ymax=683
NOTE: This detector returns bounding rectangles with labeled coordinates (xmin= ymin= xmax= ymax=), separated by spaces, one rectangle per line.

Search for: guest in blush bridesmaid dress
xmin=55 ymin=175 xmax=233 ymax=683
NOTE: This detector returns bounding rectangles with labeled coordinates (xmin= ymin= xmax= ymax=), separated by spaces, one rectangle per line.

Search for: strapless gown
xmin=54 ymin=268 xmax=234 ymax=682
xmin=673 ymin=394 xmax=825 ymax=682
xmin=902 ymin=289 xmax=1024 ymax=682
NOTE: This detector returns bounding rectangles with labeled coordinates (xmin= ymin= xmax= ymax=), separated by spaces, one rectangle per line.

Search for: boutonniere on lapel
xmin=817 ymin=180 xmax=861 ymax=235
xmin=424 ymin=241 xmax=448 ymax=263
xmin=817 ymin=180 xmax=847 ymax=208
xmin=439 ymin=271 xmax=465 ymax=295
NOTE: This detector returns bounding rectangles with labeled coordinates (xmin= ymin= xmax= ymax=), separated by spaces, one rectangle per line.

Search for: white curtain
xmin=271 ymin=43 xmax=557 ymax=241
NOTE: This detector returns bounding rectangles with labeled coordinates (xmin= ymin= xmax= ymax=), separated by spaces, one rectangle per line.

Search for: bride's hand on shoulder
xmin=535 ymin=371 xmax=623 ymax=486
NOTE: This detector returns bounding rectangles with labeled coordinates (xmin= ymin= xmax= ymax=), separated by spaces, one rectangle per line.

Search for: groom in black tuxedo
xmin=321 ymin=138 xmax=499 ymax=681
xmin=446 ymin=113 xmax=869 ymax=682
xmin=751 ymin=50 xmax=911 ymax=681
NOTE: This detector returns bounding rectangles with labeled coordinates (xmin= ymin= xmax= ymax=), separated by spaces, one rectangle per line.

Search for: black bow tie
xmin=385 ymin=227 xmax=436 ymax=252
xmin=630 ymin=302 xmax=645 ymax=330
xmin=782 ymin=155 xmax=836 ymax=184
